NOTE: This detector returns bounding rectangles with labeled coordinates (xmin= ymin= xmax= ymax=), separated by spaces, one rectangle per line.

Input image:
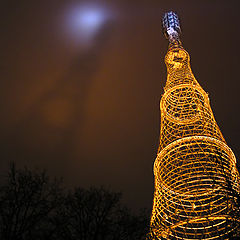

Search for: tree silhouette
xmin=0 ymin=163 xmax=150 ymax=240
xmin=54 ymin=187 xmax=149 ymax=240
xmin=54 ymin=187 xmax=120 ymax=240
xmin=0 ymin=163 xmax=63 ymax=240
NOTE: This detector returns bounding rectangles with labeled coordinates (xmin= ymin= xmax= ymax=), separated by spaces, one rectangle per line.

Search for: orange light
xmin=148 ymin=44 xmax=240 ymax=240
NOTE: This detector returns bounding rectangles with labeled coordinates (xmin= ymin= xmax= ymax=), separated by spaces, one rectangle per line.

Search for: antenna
xmin=162 ymin=11 xmax=181 ymax=43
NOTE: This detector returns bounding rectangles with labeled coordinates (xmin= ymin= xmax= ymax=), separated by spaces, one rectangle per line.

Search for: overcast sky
xmin=0 ymin=0 xmax=239 ymax=210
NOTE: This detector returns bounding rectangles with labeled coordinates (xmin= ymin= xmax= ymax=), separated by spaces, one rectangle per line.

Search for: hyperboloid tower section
xmin=148 ymin=11 xmax=240 ymax=239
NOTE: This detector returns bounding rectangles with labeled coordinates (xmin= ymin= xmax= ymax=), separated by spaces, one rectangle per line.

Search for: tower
xmin=148 ymin=11 xmax=240 ymax=239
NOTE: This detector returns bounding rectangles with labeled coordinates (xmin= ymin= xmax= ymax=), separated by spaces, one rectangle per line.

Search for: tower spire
xmin=162 ymin=11 xmax=181 ymax=46
xmin=147 ymin=11 xmax=240 ymax=240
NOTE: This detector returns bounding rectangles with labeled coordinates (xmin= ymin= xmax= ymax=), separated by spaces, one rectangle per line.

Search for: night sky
xmin=0 ymin=0 xmax=240 ymax=211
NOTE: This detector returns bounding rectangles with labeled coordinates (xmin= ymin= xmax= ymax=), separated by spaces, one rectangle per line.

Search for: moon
xmin=78 ymin=8 xmax=105 ymax=30
xmin=65 ymin=4 xmax=111 ymax=46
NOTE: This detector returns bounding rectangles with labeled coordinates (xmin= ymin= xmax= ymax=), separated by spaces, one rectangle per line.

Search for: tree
xmin=0 ymin=163 xmax=150 ymax=240
xmin=54 ymin=187 xmax=121 ymax=240
xmin=54 ymin=187 xmax=150 ymax=240
xmin=0 ymin=163 xmax=63 ymax=240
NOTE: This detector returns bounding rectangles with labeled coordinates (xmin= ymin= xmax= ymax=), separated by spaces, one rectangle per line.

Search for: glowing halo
xmin=63 ymin=3 xmax=113 ymax=46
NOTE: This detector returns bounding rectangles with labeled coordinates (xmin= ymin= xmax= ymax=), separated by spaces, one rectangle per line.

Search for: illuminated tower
xmin=148 ymin=11 xmax=240 ymax=239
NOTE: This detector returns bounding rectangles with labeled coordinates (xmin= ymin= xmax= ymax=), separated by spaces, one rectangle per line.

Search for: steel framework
xmin=148 ymin=12 xmax=240 ymax=239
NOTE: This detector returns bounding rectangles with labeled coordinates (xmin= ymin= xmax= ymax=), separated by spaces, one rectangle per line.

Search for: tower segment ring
xmin=165 ymin=48 xmax=189 ymax=69
xmin=154 ymin=136 xmax=238 ymax=197
xmin=160 ymin=84 xmax=209 ymax=124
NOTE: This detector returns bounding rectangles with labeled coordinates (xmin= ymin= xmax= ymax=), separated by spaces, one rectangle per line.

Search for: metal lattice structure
xmin=148 ymin=12 xmax=240 ymax=239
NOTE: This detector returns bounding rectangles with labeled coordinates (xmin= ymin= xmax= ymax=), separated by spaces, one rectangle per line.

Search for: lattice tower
xmin=147 ymin=11 xmax=240 ymax=240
